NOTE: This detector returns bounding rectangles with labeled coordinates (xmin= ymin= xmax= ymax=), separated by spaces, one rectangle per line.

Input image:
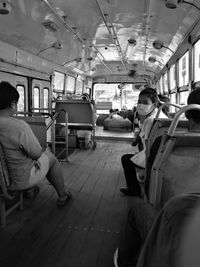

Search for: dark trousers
xmin=121 ymin=154 xmax=141 ymax=195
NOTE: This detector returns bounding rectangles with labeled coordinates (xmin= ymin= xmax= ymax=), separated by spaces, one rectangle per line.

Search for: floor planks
xmin=0 ymin=140 xmax=134 ymax=267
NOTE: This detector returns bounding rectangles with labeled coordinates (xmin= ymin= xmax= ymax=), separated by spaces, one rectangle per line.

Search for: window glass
xmin=178 ymin=51 xmax=189 ymax=87
xmin=163 ymin=72 xmax=168 ymax=94
xmin=169 ymin=64 xmax=176 ymax=91
xmin=43 ymin=88 xmax=49 ymax=109
xmin=159 ymin=77 xmax=163 ymax=94
xmin=66 ymin=75 xmax=75 ymax=93
xmin=76 ymin=76 xmax=83 ymax=95
xmin=16 ymin=85 xmax=25 ymax=112
xmin=156 ymin=81 xmax=160 ymax=94
xmin=32 ymin=87 xmax=40 ymax=111
xmin=170 ymin=93 xmax=176 ymax=112
xmin=179 ymin=91 xmax=189 ymax=105
xmin=194 ymin=39 xmax=200 ymax=82
xmin=53 ymin=71 xmax=65 ymax=93
xmin=93 ymin=83 xmax=140 ymax=112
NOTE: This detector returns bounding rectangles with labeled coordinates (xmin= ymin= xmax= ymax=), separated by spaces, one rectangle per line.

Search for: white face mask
xmin=136 ymin=103 xmax=154 ymax=116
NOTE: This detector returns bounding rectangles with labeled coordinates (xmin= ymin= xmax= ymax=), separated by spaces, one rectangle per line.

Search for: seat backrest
xmin=147 ymin=118 xmax=189 ymax=155
xmin=55 ymin=100 xmax=94 ymax=124
xmin=16 ymin=116 xmax=47 ymax=149
xmin=149 ymin=133 xmax=200 ymax=209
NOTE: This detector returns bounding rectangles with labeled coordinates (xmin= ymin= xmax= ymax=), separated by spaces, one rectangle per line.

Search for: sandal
xmin=56 ymin=191 xmax=72 ymax=207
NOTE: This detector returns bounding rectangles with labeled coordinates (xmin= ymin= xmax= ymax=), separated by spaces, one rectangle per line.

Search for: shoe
xmin=120 ymin=187 xmax=140 ymax=197
xmin=24 ymin=185 xmax=40 ymax=199
xmin=120 ymin=187 xmax=135 ymax=196
xmin=56 ymin=191 xmax=72 ymax=207
xmin=113 ymin=248 xmax=119 ymax=267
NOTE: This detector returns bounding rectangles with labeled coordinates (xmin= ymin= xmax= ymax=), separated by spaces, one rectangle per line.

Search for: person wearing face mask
xmin=120 ymin=88 xmax=167 ymax=196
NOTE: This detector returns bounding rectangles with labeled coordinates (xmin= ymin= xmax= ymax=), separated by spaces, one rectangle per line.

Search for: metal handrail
xmin=167 ymin=104 xmax=200 ymax=136
xmin=155 ymin=102 xmax=183 ymax=120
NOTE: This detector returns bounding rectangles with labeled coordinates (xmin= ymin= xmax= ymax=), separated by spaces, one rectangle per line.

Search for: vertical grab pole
xmin=65 ymin=112 xmax=69 ymax=162
xmin=51 ymin=117 xmax=56 ymax=155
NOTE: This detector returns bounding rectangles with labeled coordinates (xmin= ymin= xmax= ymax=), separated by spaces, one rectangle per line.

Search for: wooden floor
xmin=0 ymin=140 xmax=135 ymax=267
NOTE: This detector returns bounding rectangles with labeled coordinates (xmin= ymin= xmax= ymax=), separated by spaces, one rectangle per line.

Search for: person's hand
xmin=131 ymin=140 xmax=138 ymax=147
xmin=136 ymin=168 xmax=145 ymax=182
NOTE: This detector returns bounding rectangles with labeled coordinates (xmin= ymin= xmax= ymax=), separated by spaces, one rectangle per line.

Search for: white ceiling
xmin=0 ymin=0 xmax=199 ymax=80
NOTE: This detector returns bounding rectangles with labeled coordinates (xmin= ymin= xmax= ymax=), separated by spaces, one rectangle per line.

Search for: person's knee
xmin=121 ymin=154 xmax=129 ymax=164
xmin=43 ymin=150 xmax=57 ymax=167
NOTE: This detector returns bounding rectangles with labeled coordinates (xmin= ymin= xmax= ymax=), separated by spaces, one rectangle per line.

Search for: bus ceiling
xmin=0 ymin=0 xmax=200 ymax=82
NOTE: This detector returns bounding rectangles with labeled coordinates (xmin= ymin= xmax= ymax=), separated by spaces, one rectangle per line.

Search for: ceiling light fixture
xmin=62 ymin=57 xmax=82 ymax=66
xmin=153 ymin=40 xmax=175 ymax=54
xmin=128 ymin=38 xmax=137 ymax=46
xmin=148 ymin=56 xmax=165 ymax=66
xmin=42 ymin=19 xmax=58 ymax=32
xmin=37 ymin=41 xmax=62 ymax=56
xmin=165 ymin=0 xmax=200 ymax=11
xmin=0 ymin=0 xmax=11 ymax=14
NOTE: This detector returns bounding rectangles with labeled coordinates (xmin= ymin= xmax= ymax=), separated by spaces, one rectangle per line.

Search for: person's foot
xmin=57 ymin=191 xmax=72 ymax=207
xmin=120 ymin=187 xmax=137 ymax=196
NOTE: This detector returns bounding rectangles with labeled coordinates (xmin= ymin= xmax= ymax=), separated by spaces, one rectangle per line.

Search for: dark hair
xmin=82 ymin=93 xmax=90 ymax=101
xmin=158 ymin=94 xmax=170 ymax=116
xmin=186 ymin=88 xmax=200 ymax=123
xmin=139 ymin=88 xmax=159 ymax=105
xmin=0 ymin=81 xmax=19 ymax=110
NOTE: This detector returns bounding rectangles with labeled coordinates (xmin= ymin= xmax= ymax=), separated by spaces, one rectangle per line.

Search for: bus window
xmin=76 ymin=75 xmax=83 ymax=95
xmin=16 ymin=85 xmax=25 ymax=112
xmin=32 ymin=86 xmax=40 ymax=112
xmin=53 ymin=71 xmax=65 ymax=94
xmin=66 ymin=75 xmax=75 ymax=94
xmin=43 ymin=87 xmax=49 ymax=109
xmin=163 ymin=72 xmax=168 ymax=95
xmin=169 ymin=64 xmax=176 ymax=91
xmin=93 ymin=83 xmax=139 ymax=113
xmin=178 ymin=51 xmax=189 ymax=87
xmin=159 ymin=77 xmax=163 ymax=95
xmin=194 ymin=39 xmax=200 ymax=83
xmin=170 ymin=93 xmax=176 ymax=112
xmin=179 ymin=91 xmax=189 ymax=106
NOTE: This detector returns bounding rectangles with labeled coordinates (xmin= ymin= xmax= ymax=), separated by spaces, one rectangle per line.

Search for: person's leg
xmin=121 ymin=154 xmax=141 ymax=196
xmin=44 ymin=150 xmax=71 ymax=201
xmin=117 ymin=198 xmax=157 ymax=267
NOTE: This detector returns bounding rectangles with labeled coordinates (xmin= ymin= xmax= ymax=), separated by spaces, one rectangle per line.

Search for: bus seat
xmin=148 ymin=133 xmax=200 ymax=210
xmin=0 ymin=142 xmax=23 ymax=226
xmin=16 ymin=116 xmax=47 ymax=150
xmin=55 ymin=99 xmax=96 ymax=160
xmin=146 ymin=118 xmax=189 ymax=159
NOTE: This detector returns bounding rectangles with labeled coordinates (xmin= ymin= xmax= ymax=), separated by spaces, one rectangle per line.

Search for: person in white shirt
xmin=120 ymin=88 xmax=167 ymax=196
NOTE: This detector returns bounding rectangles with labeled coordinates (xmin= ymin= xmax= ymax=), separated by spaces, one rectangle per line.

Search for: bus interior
xmin=0 ymin=0 xmax=200 ymax=266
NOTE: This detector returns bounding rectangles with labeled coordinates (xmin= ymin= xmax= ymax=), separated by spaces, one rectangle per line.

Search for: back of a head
xmin=158 ymin=94 xmax=170 ymax=116
xmin=82 ymin=93 xmax=90 ymax=101
xmin=139 ymin=88 xmax=159 ymax=106
xmin=186 ymin=88 xmax=200 ymax=123
xmin=0 ymin=81 xmax=19 ymax=110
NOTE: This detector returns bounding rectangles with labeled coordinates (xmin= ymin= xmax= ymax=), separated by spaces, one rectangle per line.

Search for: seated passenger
xmin=120 ymin=88 xmax=167 ymax=196
xmin=0 ymin=81 xmax=72 ymax=207
xmin=114 ymin=88 xmax=200 ymax=267
xmin=158 ymin=94 xmax=170 ymax=117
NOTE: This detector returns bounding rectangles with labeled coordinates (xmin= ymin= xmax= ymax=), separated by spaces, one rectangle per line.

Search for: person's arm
xmin=19 ymin=122 xmax=43 ymax=159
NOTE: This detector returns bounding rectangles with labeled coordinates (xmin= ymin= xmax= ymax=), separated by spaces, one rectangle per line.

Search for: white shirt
xmin=131 ymin=108 xmax=167 ymax=168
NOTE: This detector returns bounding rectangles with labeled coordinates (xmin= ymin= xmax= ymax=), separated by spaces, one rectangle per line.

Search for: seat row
xmin=142 ymin=104 xmax=200 ymax=210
